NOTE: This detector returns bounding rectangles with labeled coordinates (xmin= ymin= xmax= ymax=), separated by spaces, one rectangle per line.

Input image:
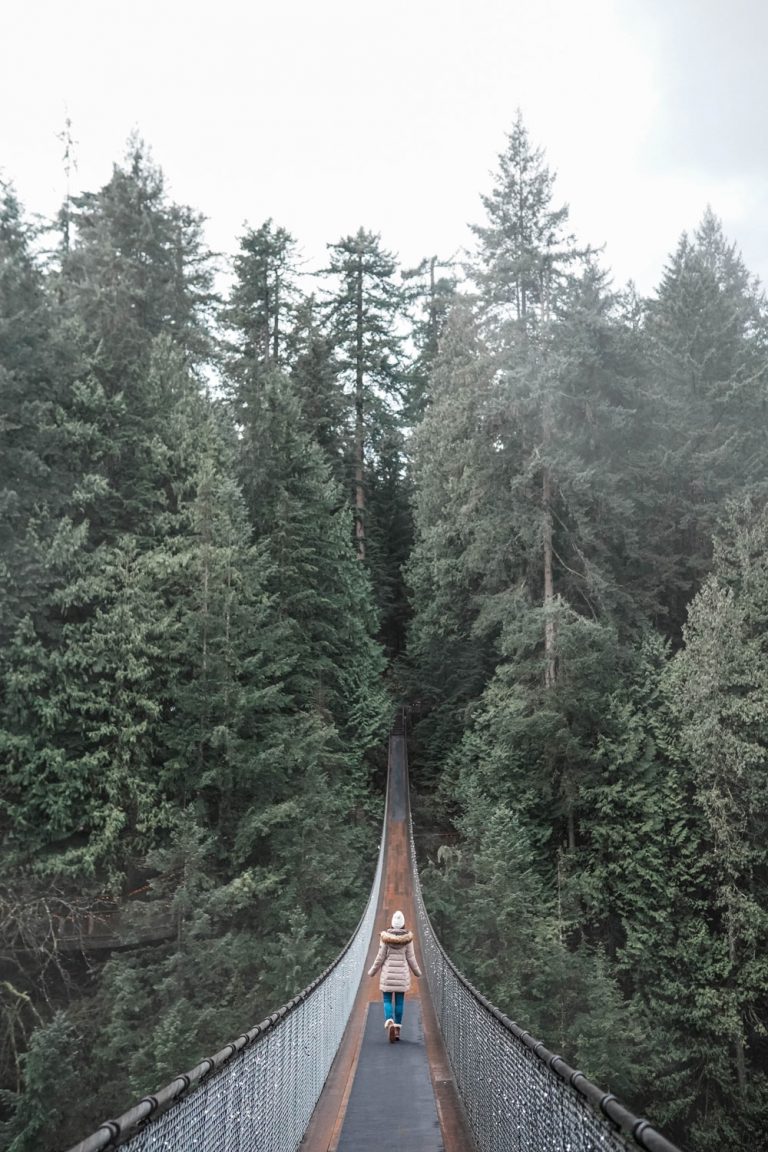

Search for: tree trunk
xmin=543 ymin=465 xmax=556 ymax=689
xmin=735 ymin=1036 xmax=747 ymax=1098
xmin=541 ymin=272 xmax=555 ymax=688
xmin=566 ymin=806 xmax=576 ymax=852
xmin=263 ymin=273 xmax=271 ymax=366
xmin=273 ymin=276 xmax=280 ymax=365
xmin=728 ymin=900 xmax=748 ymax=1096
xmin=428 ymin=255 xmax=437 ymax=349
xmin=355 ymin=248 xmax=366 ymax=559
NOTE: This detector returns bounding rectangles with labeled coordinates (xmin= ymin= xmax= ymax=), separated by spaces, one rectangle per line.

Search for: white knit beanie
xmin=391 ymin=910 xmax=405 ymax=929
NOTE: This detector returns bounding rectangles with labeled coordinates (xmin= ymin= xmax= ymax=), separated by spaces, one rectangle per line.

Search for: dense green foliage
xmin=2 ymin=112 xmax=768 ymax=1152
xmin=406 ymin=117 xmax=768 ymax=1152
xmin=0 ymin=153 xmax=392 ymax=1150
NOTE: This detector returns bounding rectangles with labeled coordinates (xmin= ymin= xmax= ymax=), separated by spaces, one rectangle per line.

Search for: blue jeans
xmin=383 ymin=991 xmax=404 ymax=1025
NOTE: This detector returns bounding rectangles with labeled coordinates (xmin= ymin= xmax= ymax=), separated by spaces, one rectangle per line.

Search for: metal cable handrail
xmin=410 ymin=821 xmax=684 ymax=1152
xmin=66 ymin=825 xmax=386 ymax=1152
xmin=65 ymin=716 xmax=685 ymax=1152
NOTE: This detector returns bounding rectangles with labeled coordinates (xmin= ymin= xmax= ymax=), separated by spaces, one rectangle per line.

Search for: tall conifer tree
xmin=470 ymin=112 xmax=589 ymax=688
xmin=666 ymin=502 xmax=768 ymax=1145
xmin=642 ymin=211 xmax=768 ymax=638
xmin=323 ymin=229 xmax=405 ymax=559
xmin=224 ymin=220 xmax=300 ymax=403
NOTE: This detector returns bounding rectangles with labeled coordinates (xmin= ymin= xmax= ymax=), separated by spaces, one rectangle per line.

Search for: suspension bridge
xmin=67 ymin=716 xmax=683 ymax=1152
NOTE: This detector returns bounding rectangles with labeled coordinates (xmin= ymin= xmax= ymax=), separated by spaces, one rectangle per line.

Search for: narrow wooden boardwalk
xmin=299 ymin=731 xmax=474 ymax=1152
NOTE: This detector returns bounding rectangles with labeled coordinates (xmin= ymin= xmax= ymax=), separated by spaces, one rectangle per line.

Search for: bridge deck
xmin=300 ymin=733 xmax=473 ymax=1152
xmin=336 ymin=1002 xmax=441 ymax=1150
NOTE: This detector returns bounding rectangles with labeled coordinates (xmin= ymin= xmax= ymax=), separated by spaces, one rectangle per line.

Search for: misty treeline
xmin=1 ymin=110 xmax=767 ymax=1151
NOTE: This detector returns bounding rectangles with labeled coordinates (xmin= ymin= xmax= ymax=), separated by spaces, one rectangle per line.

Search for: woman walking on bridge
xmin=368 ymin=910 xmax=422 ymax=1042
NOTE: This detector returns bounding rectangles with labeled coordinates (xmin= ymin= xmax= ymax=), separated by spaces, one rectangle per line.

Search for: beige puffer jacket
xmin=368 ymin=927 xmax=422 ymax=992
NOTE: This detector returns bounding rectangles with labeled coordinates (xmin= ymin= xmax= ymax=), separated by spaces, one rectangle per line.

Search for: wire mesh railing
xmin=67 ymin=831 xmax=385 ymax=1152
xmin=68 ymin=714 xmax=683 ymax=1152
xmin=410 ymin=823 xmax=683 ymax=1152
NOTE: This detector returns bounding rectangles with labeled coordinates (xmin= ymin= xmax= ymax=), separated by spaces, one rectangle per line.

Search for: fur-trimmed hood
xmin=380 ymin=928 xmax=413 ymax=947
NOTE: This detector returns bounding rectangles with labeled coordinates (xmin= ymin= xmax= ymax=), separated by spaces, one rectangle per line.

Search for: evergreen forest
xmin=2 ymin=115 xmax=768 ymax=1151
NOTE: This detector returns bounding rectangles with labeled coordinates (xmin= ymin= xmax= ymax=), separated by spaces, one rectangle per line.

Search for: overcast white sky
xmin=2 ymin=0 xmax=767 ymax=295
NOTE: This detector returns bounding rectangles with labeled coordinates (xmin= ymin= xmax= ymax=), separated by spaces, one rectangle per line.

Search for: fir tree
xmin=404 ymin=301 xmax=500 ymax=784
xmin=323 ymin=228 xmax=406 ymax=559
xmin=469 ymin=112 xmax=593 ymax=689
xmin=236 ymin=368 xmax=389 ymax=747
xmin=223 ymin=220 xmax=301 ymax=412
xmin=401 ymin=254 xmax=458 ymax=419
xmin=58 ymin=139 xmax=215 ymax=542
xmin=665 ymin=500 xmax=768 ymax=1145
xmin=288 ymin=295 xmax=347 ymax=477
xmin=641 ymin=210 xmax=768 ymax=639
xmin=470 ymin=109 xmax=583 ymax=344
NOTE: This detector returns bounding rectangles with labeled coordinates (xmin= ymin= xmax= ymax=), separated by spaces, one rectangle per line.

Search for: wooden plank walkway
xmin=299 ymin=732 xmax=474 ymax=1152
